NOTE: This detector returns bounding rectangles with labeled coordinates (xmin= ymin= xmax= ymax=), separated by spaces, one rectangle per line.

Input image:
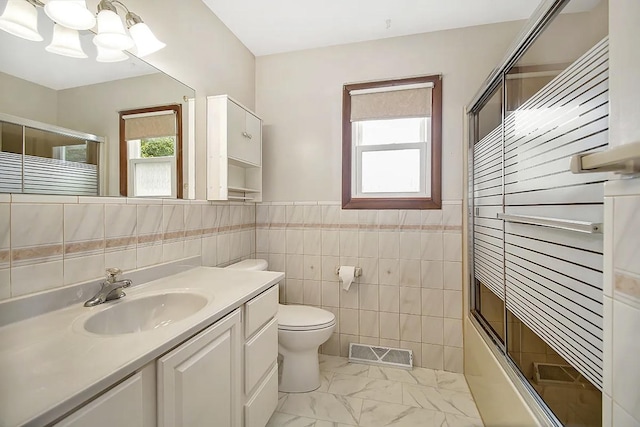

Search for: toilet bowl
xmin=226 ymin=259 xmax=336 ymax=393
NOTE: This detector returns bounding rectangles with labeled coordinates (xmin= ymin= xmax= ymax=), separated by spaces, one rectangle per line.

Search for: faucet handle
xmin=105 ymin=267 xmax=122 ymax=283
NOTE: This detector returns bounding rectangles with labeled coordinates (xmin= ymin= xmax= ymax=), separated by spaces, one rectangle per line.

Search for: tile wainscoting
xmin=256 ymin=201 xmax=464 ymax=373
xmin=0 ymin=194 xmax=256 ymax=300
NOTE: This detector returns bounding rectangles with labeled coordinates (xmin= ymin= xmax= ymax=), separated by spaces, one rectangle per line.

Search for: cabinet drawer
xmin=245 ymin=285 xmax=278 ymax=338
xmin=244 ymin=364 xmax=278 ymax=427
xmin=245 ymin=317 xmax=278 ymax=394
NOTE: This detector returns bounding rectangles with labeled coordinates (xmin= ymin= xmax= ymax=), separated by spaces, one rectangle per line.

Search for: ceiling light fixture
xmin=0 ymin=0 xmax=166 ymax=60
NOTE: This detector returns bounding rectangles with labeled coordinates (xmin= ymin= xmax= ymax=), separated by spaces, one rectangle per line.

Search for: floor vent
xmin=533 ymin=362 xmax=587 ymax=386
xmin=348 ymin=343 xmax=413 ymax=369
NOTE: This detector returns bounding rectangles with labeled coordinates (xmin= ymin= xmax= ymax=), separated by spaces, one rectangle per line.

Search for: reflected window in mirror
xmin=119 ymin=105 xmax=183 ymax=198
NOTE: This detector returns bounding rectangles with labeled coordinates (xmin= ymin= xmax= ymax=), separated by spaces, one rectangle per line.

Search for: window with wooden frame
xmin=342 ymin=75 xmax=442 ymax=209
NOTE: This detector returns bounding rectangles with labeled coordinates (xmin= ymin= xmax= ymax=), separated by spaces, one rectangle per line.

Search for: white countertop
xmin=0 ymin=267 xmax=284 ymax=427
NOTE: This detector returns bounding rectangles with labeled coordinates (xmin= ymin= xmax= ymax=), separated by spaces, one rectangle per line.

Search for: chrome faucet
xmin=84 ymin=268 xmax=132 ymax=307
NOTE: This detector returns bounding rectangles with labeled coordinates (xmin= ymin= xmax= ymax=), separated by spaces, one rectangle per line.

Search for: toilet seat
xmin=278 ymin=305 xmax=336 ymax=331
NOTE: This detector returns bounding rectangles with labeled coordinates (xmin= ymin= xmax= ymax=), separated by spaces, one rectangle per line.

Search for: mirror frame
xmin=118 ymin=104 xmax=184 ymax=199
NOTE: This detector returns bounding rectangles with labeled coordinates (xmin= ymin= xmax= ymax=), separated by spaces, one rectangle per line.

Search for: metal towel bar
xmin=570 ymin=140 xmax=640 ymax=175
xmin=497 ymin=213 xmax=602 ymax=234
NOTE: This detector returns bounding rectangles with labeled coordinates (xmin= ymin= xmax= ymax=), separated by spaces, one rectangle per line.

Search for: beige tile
xmin=421 ymin=261 xmax=443 ymax=289
xmin=378 ymin=210 xmax=399 ymax=227
xmin=304 ymin=255 xmax=322 ymax=280
xmin=321 ymin=256 xmax=339 ymax=283
xmin=11 ymin=204 xmax=63 ymax=248
xmin=162 ymin=240 xmax=184 ymax=262
xmin=443 ymin=233 xmax=462 ymax=262
xmin=256 ymin=228 xmax=269 ymax=253
xmin=378 ymin=232 xmax=399 ymax=259
xmin=322 ymin=205 xmax=340 ymax=225
xmin=378 ymin=258 xmax=399 ymax=286
xmin=340 ymin=334 xmax=359 ymax=357
xmin=400 ymin=314 xmax=421 ymax=343
xmin=399 ymin=232 xmax=421 ymax=260
xmin=422 ymin=316 xmax=444 ymax=345
xmin=286 ymin=229 xmax=304 ymax=254
xmin=303 ymin=280 xmax=322 ymax=306
xmin=359 ymin=231 xmax=379 ymax=258
xmin=422 ymin=344 xmax=444 ymax=370
xmin=322 ymin=281 xmax=340 ymax=307
xmin=216 ymin=233 xmax=230 ymax=264
xmin=379 ymin=312 xmax=400 ymax=340
xmin=401 ymin=341 xmax=422 ymax=368
xmin=136 ymin=243 xmax=162 ymax=268
xmin=286 ymin=204 xmax=304 ymax=224
xmin=421 ymin=232 xmax=443 ymax=261
xmin=286 ymin=254 xmax=304 ymax=279
xmin=358 ymin=210 xmax=378 ymax=227
xmin=379 ymin=286 xmax=399 ymax=313
xmin=339 ymin=231 xmax=359 ymax=257
xmin=184 ymin=204 xmax=202 ymax=231
xmin=304 ymin=229 xmax=322 ymax=255
xmin=0 ymin=204 xmax=10 ymax=250
xmin=368 ymin=365 xmax=437 ymax=387
xmin=269 ymin=229 xmax=286 ymax=254
xmin=322 ymin=333 xmax=341 ymax=356
xmin=359 ymin=284 xmax=379 ymax=311
xmin=435 ymin=370 xmax=470 ymax=392
xmin=444 ymin=290 xmax=462 ymax=319
xmin=443 ymin=261 xmax=463 ymax=290
xmin=358 ymin=257 xmax=379 ymax=285
xmin=399 ymin=287 xmax=422 ymax=315
xmin=286 ymin=279 xmax=304 ymax=304
xmin=444 ymin=346 xmax=464 ymax=373
xmin=0 ymin=269 xmax=9 ymax=300
xmin=379 ymin=338 xmax=400 ymax=349
xmin=105 ymin=248 xmax=136 ymax=272
xmin=136 ymin=205 xmax=163 ymax=236
xmin=359 ymin=336 xmax=379 ymax=346
xmin=319 ymin=355 xmax=370 ymax=377
xmin=399 ymin=259 xmax=421 ymax=287
xmin=442 ymin=203 xmax=462 ymax=227
xmin=11 ymin=260 xmax=63 ymax=297
xmin=340 ymin=308 xmax=359 ymax=335
xmin=64 ymin=254 xmax=104 ymax=285
xmin=422 ymin=289 xmax=444 ymax=317
xmin=443 ymin=319 xmax=463 ymax=348
xmin=421 ymin=210 xmax=442 ymax=226
xmin=304 ymin=205 xmax=322 ymax=225
xmin=322 ymin=230 xmax=340 ymax=256
xmin=444 ymin=413 xmax=484 ymax=427
xmin=340 ymin=283 xmax=359 ymax=309
xmin=403 ymin=384 xmax=480 ymax=418
xmin=163 ymin=204 xmax=184 ymax=234
xmin=269 ymin=205 xmax=286 ymax=224
xmin=105 ymin=204 xmax=136 ymax=239
xmin=359 ymin=310 xmax=379 ymax=338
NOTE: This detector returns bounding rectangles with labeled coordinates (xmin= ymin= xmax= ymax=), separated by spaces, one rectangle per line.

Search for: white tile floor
xmin=267 ymin=355 xmax=484 ymax=427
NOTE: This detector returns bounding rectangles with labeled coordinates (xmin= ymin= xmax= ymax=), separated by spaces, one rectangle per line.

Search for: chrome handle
xmin=497 ymin=213 xmax=602 ymax=234
xmin=105 ymin=267 xmax=122 ymax=283
xmin=241 ymin=131 xmax=253 ymax=140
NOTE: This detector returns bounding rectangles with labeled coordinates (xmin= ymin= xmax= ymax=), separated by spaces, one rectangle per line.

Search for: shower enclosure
xmin=467 ymin=0 xmax=609 ymax=425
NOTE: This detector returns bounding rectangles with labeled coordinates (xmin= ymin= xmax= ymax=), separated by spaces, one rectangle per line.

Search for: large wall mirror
xmin=0 ymin=2 xmax=195 ymax=198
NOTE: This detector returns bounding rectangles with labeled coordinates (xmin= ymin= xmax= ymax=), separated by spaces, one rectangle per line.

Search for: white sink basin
xmin=83 ymin=292 xmax=209 ymax=335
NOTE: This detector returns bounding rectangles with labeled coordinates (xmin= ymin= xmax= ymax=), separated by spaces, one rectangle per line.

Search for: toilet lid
xmin=278 ymin=305 xmax=336 ymax=331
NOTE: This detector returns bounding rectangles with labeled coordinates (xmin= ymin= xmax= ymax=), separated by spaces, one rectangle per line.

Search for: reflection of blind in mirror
xmin=361 ymin=149 xmax=420 ymax=193
xmin=24 ymin=155 xmax=97 ymax=195
xmin=133 ymin=160 xmax=172 ymax=197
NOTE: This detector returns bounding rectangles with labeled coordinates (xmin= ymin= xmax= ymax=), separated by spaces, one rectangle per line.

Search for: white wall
xmin=256 ymin=21 xmax=523 ymax=202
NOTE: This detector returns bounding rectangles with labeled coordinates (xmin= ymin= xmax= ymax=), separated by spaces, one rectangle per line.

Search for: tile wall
xmin=603 ymin=179 xmax=640 ymax=426
xmin=256 ymin=201 xmax=464 ymax=373
xmin=0 ymin=194 xmax=256 ymax=300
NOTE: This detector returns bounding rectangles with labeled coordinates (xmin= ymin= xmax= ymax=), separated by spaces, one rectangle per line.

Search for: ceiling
xmin=202 ymin=0 xmax=601 ymax=56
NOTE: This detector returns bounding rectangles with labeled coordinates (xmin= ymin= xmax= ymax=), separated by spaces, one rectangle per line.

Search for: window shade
xmin=123 ymin=111 xmax=176 ymax=140
xmin=350 ymin=87 xmax=432 ymax=122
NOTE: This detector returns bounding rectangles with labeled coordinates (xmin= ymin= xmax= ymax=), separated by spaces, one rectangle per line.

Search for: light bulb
xmin=129 ymin=22 xmax=165 ymax=57
xmin=93 ymin=9 xmax=133 ymax=50
xmin=46 ymin=24 xmax=88 ymax=58
xmin=44 ymin=1 xmax=96 ymax=31
xmin=0 ymin=0 xmax=43 ymax=41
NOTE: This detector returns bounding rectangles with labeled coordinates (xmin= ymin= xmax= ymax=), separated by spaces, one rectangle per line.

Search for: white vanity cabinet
xmin=207 ymin=95 xmax=263 ymax=202
xmin=158 ymin=309 xmax=242 ymax=427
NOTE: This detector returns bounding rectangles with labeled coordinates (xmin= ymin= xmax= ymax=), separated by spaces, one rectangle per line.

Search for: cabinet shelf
xmin=228 ymin=186 xmax=260 ymax=193
xmin=228 ymin=195 xmax=254 ymax=201
xmin=229 ymin=156 xmax=260 ymax=168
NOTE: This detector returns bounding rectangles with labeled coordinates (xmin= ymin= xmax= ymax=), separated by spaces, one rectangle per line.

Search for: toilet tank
xmin=226 ymin=259 xmax=268 ymax=271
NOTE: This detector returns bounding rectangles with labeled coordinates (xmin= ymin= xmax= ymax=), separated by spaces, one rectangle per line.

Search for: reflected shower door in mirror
xmin=0 ymin=2 xmax=195 ymax=197
xmin=119 ymin=105 xmax=183 ymax=198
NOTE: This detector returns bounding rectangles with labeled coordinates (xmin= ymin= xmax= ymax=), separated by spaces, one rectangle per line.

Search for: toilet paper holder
xmin=335 ymin=266 xmax=362 ymax=277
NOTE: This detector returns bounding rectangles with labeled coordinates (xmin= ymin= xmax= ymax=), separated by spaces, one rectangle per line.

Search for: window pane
xmin=358 ymin=118 xmax=425 ymax=145
xmin=134 ymin=161 xmax=172 ymax=197
xmin=361 ymin=149 xmax=420 ymax=193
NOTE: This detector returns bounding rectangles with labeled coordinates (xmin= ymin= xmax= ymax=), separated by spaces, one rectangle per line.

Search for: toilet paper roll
xmin=339 ymin=266 xmax=356 ymax=291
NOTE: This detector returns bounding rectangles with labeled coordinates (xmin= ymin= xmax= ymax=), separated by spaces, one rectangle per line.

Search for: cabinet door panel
xmin=227 ymin=99 xmax=246 ymax=149
xmin=159 ymin=310 xmax=241 ymax=427
xmin=55 ymin=372 xmax=143 ymax=427
xmin=243 ymin=112 xmax=262 ymax=166
xmin=244 ymin=317 xmax=278 ymax=394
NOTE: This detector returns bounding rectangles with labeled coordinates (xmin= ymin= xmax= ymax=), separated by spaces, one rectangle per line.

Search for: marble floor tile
xmin=319 ymin=354 xmax=371 ymax=377
xmin=318 ymin=370 xmax=334 ymax=393
xmin=358 ymin=399 xmax=448 ymax=427
xmin=444 ymin=413 xmax=485 ymax=427
xmin=267 ymin=411 xmax=352 ymax=427
xmin=277 ymin=391 xmax=362 ymax=425
xmin=402 ymin=384 xmax=481 ymax=418
xmin=435 ymin=370 xmax=471 ymax=392
xmin=328 ymin=374 xmax=404 ymax=404
xmin=368 ymin=365 xmax=438 ymax=388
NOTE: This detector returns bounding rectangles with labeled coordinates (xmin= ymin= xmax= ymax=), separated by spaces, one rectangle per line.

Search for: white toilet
xmin=226 ymin=259 xmax=336 ymax=393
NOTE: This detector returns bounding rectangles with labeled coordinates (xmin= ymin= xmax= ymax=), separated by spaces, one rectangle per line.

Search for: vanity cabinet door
xmin=54 ymin=362 xmax=156 ymax=427
xmin=158 ymin=309 xmax=242 ymax=427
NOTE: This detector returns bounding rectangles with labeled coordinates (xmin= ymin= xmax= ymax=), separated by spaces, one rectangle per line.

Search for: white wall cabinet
xmin=207 ymin=95 xmax=263 ymax=202
xmin=158 ymin=309 xmax=242 ymax=427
